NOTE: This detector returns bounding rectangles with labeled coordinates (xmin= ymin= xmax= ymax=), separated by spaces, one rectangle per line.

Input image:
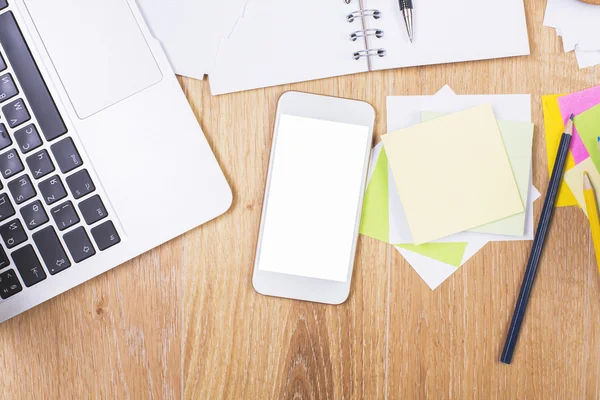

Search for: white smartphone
xmin=252 ymin=91 xmax=375 ymax=304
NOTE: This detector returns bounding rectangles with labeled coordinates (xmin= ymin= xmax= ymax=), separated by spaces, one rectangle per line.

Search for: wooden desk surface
xmin=2 ymin=2 xmax=600 ymax=398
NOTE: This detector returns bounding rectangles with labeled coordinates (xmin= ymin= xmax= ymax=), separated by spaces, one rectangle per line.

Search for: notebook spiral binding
xmin=346 ymin=9 xmax=381 ymax=23
xmin=346 ymin=4 xmax=386 ymax=60
xmin=353 ymin=48 xmax=386 ymax=60
xmin=350 ymin=29 xmax=384 ymax=42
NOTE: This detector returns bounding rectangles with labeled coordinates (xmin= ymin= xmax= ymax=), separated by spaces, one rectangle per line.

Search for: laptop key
xmin=51 ymin=138 xmax=82 ymax=173
xmin=0 ymin=269 xmax=22 ymax=299
xmin=26 ymin=149 xmax=54 ymax=179
xmin=20 ymin=200 xmax=48 ymax=230
xmin=0 ymin=73 xmax=18 ymax=103
xmin=12 ymin=245 xmax=46 ymax=287
xmin=2 ymin=98 xmax=30 ymax=128
xmin=8 ymin=174 xmax=36 ymax=204
xmin=0 ymin=53 xmax=5 ymax=71
xmin=14 ymin=124 xmax=42 ymax=154
xmin=33 ymin=226 xmax=70 ymax=275
xmin=51 ymin=201 xmax=79 ymax=231
xmin=0 ymin=123 xmax=11 ymax=150
xmin=0 ymin=219 xmax=26 ymax=249
xmin=0 ymin=12 xmax=68 ymax=141
xmin=0 ymin=148 xmax=23 ymax=179
xmin=39 ymin=175 xmax=67 ymax=205
xmin=91 ymin=221 xmax=120 ymax=251
xmin=79 ymin=195 xmax=107 ymax=225
xmin=66 ymin=169 xmax=95 ymax=199
xmin=0 ymin=1 xmax=6 ymax=11
xmin=0 ymin=246 xmax=9 ymax=269
xmin=63 ymin=226 xmax=95 ymax=263
xmin=0 ymin=193 xmax=15 ymax=222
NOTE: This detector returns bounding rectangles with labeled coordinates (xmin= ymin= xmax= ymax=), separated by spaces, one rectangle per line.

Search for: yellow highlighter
xmin=583 ymin=172 xmax=600 ymax=275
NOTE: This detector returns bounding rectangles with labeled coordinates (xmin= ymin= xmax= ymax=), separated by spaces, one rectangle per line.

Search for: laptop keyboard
xmin=0 ymin=8 xmax=121 ymax=299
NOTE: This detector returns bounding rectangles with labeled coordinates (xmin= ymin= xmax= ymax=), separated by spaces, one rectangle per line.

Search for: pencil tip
xmin=565 ymin=117 xmax=574 ymax=135
xmin=570 ymin=113 xmax=575 ymax=121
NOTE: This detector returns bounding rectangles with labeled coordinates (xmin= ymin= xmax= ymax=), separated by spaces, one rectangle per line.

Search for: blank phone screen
xmin=256 ymin=114 xmax=371 ymax=282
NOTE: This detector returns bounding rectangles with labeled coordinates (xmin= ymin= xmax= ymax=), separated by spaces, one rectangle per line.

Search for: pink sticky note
xmin=558 ymin=85 xmax=600 ymax=164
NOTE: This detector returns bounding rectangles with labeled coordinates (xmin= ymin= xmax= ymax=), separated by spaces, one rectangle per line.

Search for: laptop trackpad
xmin=23 ymin=0 xmax=162 ymax=119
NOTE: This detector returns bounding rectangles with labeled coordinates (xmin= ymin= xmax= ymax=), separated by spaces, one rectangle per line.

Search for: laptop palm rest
xmin=23 ymin=0 xmax=162 ymax=119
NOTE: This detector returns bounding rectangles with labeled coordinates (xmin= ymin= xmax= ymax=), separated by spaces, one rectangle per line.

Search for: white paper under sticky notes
xmin=421 ymin=112 xmax=534 ymax=236
xmin=381 ymin=105 xmax=524 ymax=244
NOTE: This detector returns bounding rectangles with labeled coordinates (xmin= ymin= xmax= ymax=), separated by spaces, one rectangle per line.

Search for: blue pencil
xmin=500 ymin=114 xmax=574 ymax=364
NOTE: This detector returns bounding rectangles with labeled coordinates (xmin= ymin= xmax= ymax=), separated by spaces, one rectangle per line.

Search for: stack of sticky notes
xmin=360 ymin=86 xmax=541 ymax=289
xmin=543 ymin=85 xmax=600 ymax=215
xmin=544 ymin=0 xmax=600 ymax=69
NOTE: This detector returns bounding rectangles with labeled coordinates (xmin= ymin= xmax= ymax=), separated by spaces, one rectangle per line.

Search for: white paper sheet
xmin=137 ymin=0 xmax=248 ymax=79
xmin=575 ymin=48 xmax=600 ymax=69
xmin=544 ymin=0 xmax=600 ymax=51
xmin=395 ymin=239 xmax=488 ymax=290
xmin=555 ymin=28 xmax=600 ymax=69
xmin=544 ymin=0 xmax=600 ymax=68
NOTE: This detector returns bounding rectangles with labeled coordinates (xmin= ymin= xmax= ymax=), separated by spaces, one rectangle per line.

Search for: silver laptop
xmin=0 ymin=0 xmax=232 ymax=322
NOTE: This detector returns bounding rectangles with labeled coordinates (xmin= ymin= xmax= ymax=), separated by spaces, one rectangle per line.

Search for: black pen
xmin=398 ymin=0 xmax=414 ymax=43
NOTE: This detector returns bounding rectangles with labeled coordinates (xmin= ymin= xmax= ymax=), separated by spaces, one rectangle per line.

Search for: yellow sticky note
xmin=422 ymin=112 xmax=533 ymax=237
xmin=382 ymin=105 xmax=524 ymax=245
xmin=564 ymin=157 xmax=600 ymax=216
xmin=542 ymin=94 xmax=578 ymax=207
xmin=360 ymin=147 xmax=469 ymax=266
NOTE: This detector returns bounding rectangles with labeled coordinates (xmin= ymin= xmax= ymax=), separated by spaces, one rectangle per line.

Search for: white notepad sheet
xmin=365 ymin=0 xmax=530 ymax=71
xmin=137 ymin=0 xmax=529 ymax=93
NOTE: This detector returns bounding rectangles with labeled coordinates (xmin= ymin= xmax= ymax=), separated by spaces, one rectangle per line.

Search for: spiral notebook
xmin=207 ymin=0 xmax=530 ymax=95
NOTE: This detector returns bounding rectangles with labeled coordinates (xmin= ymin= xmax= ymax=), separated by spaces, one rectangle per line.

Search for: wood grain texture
xmin=0 ymin=240 xmax=183 ymax=399
xmin=1 ymin=0 xmax=600 ymax=398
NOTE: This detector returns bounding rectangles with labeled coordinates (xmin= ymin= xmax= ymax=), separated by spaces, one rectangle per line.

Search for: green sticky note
xmin=360 ymin=147 xmax=469 ymax=266
xmin=422 ymin=111 xmax=533 ymax=237
xmin=396 ymin=242 xmax=468 ymax=267
xmin=575 ymin=104 xmax=600 ymax=172
xmin=360 ymin=147 xmax=389 ymax=243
